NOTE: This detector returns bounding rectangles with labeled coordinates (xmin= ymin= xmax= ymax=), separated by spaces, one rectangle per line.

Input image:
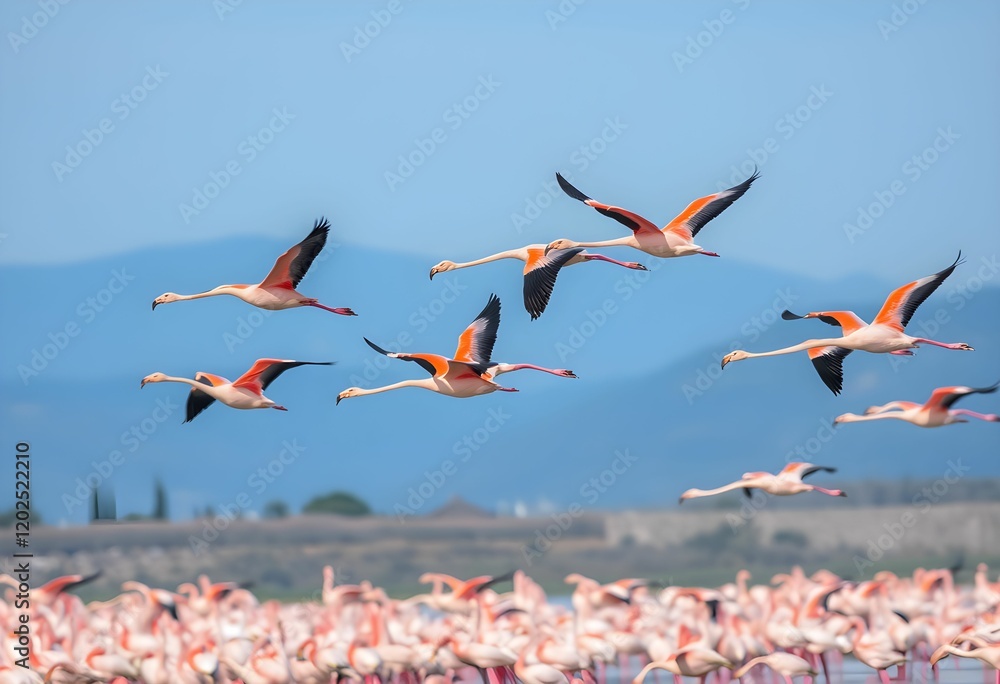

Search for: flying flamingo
xmin=721 ymin=253 xmax=973 ymax=394
xmin=337 ymin=295 xmax=519 ymax=404
xmin=679 ymin=463 xmax=846 ymax=503
xmin=430 ymin=245 xmax=646 ymax=319
xmin=152 ymin=217 xmax=356 ymax=316
xmin=835 ymin=381 xmax=999 ymax=427
xmin=141 ymin=358 xmax=331 ymax=422
xmin=544 ymin=169 xmax=758 ymax=260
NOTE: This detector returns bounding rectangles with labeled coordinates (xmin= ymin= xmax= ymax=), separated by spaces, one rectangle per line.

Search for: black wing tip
xmin=976 ymin=380 xmax=1000 ymax=394
xmin=555 ymin=172 xmax=591 ymax=203
xmin=732 ymin=165 xmax=760 ymax=191
xmin=364 ymin=337 xmax=391 ymax=356
xmin=782 ymin=310 xmax=804 ymax=321
xmin=811 ymin=354 xmax=845 ymax=396
xmin=312 ymin=217 xmax=331 ymax=233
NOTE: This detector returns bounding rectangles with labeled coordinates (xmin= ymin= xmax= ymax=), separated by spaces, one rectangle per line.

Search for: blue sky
xmin=3 ymin=2 xmax=999 ymax=524
xmin=2 ymin=1 xmax=998 ymax=278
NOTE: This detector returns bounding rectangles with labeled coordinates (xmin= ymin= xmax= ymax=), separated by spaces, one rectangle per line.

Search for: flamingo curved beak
xmin=151 ymin=301 xmax=158 ymax=311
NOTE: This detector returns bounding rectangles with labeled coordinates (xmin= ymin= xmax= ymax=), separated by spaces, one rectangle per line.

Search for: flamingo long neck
xmin=357 ymin=379 xmax=436 ymax=396
xmin=176 ymin=285 xmax=249 ymax=302
xmin=835 ymin=412 xmax=909 ymax=424
xmin=572 ymin=236 xmax=636 ymax=249
xmin=452 ymin=250 xmax=521 ymax=269
xmin=688 ymin=481 xmax=755 ymax=499
xmin=156 ymin=376 xmax=228 ymax=398
xmin=744 ymin=338 xmax=847 ymax=359
xmin=494 ymin=363 xmax=560 ymax=376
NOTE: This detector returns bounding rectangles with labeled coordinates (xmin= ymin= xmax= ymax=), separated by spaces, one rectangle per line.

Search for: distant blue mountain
xmin=3 ymin=238 xmax=998 ymax=524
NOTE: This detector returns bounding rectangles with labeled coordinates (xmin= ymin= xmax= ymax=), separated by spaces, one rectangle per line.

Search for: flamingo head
xmin=429 ymin=261 xmax=457 ymax=280
xmin=720 ymin=350 xmax=750 ymax=368
xmin=544 ymin=239 xmax=576 ymax=255
xmin=151 ymin=292 xmax=181 ymax=310
xmin=677 ymin=489 xmax=701 ymax=504
xmin=140 ymin=372 xmax=168 ymax=388
xmin=336 ymin=387 xmax=364 ymax=405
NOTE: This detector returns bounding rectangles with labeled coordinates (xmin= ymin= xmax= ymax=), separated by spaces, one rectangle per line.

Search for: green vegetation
xmin=302 ymin=491 xmax=371 ymax=516
xmin=263 ymin=500 xmax=290 ymax=519
xmin=0 ymin=508 xmax=42 ymax=527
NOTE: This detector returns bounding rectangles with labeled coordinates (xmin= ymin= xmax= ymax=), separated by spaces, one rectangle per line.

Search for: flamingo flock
xmin=72 ymin=158 xmax=993 ymax=683
xmin=2 ymin=565 xmax=998 ymax=683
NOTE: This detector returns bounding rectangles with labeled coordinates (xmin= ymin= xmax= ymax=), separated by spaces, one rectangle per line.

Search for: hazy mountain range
xmin=3 ymin=236 xmax=998 ymax=525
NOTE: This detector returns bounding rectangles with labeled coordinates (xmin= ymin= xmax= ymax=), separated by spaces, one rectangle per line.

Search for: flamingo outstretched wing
xmin=555 ymin=173 xmax=661 ymax=235
xmin=807 ymin=346 xmax=853 ymax=395
xmin=873 ymin=252 xmax=963 ymax=332
xmin=522 ymin=248 xmax=584 ymax=320
xmin=663 ymin=169 xmax=759 ymax=241
xmin=925 ymin=381 xmax=1000 ymax=410
xmin=260 ymin=218 xmax=330 ymax=289
xmin=453 ymin=294 xmax=501 ymax=364
xmin=232 ymin=359 xmax=332 ymax=394
xmin=782 ymin=310 xmax=868 ymax=335
xmin=365 ymin=339 xmax=483 ymax=379
xmin=185 ymin=372 xmax=230 ymax=423
xmin=780 ymin=462 xmax=836 ymax=481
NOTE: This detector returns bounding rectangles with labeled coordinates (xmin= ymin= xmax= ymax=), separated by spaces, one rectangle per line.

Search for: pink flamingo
xmin=152 ymin=217 xmax=356 ymax=315
xmin=141 ymin=358 xmax=331 ymax=422
xmin=836 ymin=381 xmax=999 ymax=427
xmin=722 ymin=253 xmax=973 ymax=394
xmin=545 ymin=169 xmax=758 ymax=259
xmin=431 ymin=244 xmax=646 ymax=319
xmin=679 ymin=463 xmax=846 ymax=503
